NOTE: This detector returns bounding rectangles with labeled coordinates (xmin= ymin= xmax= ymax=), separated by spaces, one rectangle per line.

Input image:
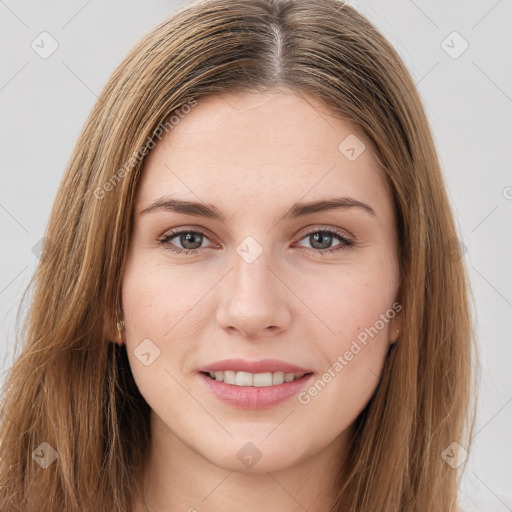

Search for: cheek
xmin=297 ymin=266 xmax=397 ymax=393
xmin=120 ymin=255 xmax=206 ymax=410
xmin=121 ymin=251 xmax=212 ymax=340
xmin=120 ymin=250 xmax=223 ymax=404
xmin=299 ymin=263 xmax=398 ymax=341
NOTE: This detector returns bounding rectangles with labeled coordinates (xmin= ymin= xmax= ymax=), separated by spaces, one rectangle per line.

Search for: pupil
xmin=181 ymin=232 xmax=202 ymax=249
xmin=311 ymin=232 xmax=332 ymax=249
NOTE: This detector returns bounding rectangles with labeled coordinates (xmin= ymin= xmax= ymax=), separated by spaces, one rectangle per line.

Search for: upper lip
xmin=199 ymin=358 xmax=313 ymax=374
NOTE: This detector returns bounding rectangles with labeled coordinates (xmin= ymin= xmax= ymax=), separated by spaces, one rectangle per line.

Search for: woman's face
xmin=120 ymin=89 xmax=400 ymax=473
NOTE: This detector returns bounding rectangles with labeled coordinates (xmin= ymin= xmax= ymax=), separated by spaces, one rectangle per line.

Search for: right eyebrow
xmin=139 ymin=197 xmax=226 ymax=221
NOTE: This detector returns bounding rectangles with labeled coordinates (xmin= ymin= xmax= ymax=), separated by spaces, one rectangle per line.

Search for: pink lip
xmin=199 ymin=358 xmax=312 ymax=374
xmin=198 ymin=372 xmax=314 ymax=409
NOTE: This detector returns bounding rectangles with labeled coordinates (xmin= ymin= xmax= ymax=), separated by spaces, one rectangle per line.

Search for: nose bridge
xmin=230 ymin=240 xmax=279 ymax=308
xmin=216 ymin=237 xmax=291 ymax=335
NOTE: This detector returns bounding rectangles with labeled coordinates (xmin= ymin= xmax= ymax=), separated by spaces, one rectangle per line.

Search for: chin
xmin=198 ymin=436 xmax=309 ymax=474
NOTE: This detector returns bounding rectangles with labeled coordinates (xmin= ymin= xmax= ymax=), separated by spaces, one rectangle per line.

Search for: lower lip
xmin=198 ymin=372 xmax=314 ymax=409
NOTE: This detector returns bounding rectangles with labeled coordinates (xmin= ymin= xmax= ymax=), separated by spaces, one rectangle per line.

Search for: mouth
xmin=200 ymin=370 xmax=313 ymax=387
xmin=198 ymin=370 xmax=315 ymax=409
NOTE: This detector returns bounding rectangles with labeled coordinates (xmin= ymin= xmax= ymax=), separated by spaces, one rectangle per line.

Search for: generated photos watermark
xmin=298 ymin=301 xmax=402 ymax=405
xmin=93 ymin=97 xmax=197 ymax=200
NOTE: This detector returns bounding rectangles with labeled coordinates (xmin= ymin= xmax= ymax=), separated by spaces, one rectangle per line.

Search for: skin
xmin=111 ymin=89 xmax=401 ymax=512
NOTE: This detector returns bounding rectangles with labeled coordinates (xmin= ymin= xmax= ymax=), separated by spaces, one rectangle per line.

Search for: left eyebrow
xmin=285 ymin=197 xmax=376 ymax=218
xmin=139 ymin=196 xmax=377 ymax=222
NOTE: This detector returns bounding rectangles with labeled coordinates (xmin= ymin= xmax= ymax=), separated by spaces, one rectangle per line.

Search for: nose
xmin=215 ymin=248 xmax=292 ymax=338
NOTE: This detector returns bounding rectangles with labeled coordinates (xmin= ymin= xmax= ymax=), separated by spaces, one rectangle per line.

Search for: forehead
xmin=136 ymin=90 xmax=392 ymax=219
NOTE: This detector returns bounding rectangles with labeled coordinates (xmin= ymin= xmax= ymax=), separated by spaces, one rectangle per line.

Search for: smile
xmin=204 ymin=370 xmax=309 ymax=387
xmin=198 ymin=371 xmax=314 ymax=409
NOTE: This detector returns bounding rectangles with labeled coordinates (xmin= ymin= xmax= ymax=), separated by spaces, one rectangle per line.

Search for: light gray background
xmin=1 ymin=0 xmax=511 ymax=509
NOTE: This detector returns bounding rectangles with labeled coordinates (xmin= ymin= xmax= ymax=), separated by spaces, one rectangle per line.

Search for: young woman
xmin=0 ymin=0 xmax=477 ymax=510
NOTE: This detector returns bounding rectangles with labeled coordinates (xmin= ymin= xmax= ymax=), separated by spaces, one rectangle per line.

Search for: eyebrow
xmin=139 ymin=196 xmax=376 ymax=221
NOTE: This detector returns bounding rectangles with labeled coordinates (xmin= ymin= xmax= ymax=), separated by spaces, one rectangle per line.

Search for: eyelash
xmin=157 ymin=227 xmax=355 ymax=256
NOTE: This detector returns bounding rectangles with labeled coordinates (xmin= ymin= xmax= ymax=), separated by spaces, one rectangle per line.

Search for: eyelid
xmin=158 ymin=224 xmax=353 ymax=243
xmin=295 ymin=224 xmax=354 ymax=242
xmin=157 ymin=224 xmax=356 ymax=255
xmin=157 ymin=224 xmax=216 ymax=240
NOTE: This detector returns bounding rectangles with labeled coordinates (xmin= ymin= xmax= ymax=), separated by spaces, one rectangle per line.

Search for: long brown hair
xmin=0 ymin=0 xmax=477 ymax=510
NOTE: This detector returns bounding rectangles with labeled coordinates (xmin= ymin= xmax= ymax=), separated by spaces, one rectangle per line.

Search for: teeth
xmin=206 ymin=370 xmax=306 ymax=387
xmin=272 ymin=372 xmax=285 ymax=385
xmin=236 ymin=371 xmax=253 ymax=386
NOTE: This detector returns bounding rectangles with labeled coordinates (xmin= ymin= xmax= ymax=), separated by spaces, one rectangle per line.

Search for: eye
xmin=295 ymin=228 xmax=354 ymax=255
xmin=157 ymin=229 xmax=213 ymax=255
xmin=157 ymin=227 xmax=355 ymax=256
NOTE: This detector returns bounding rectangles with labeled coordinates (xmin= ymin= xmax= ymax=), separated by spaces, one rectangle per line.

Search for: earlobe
xmin=103 ymin=310 xmax=125 ymax=345
xmin=389 ymin=314 xmax=403 ymax=345
xmin=115 ymin=319 xmax=125 ymax=345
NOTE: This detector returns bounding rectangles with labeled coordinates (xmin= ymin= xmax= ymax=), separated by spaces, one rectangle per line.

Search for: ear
xmin=103 ymin=310 xmax=123 ymax=346
xmin=388 ymin=311 xmax=403 ymax=346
